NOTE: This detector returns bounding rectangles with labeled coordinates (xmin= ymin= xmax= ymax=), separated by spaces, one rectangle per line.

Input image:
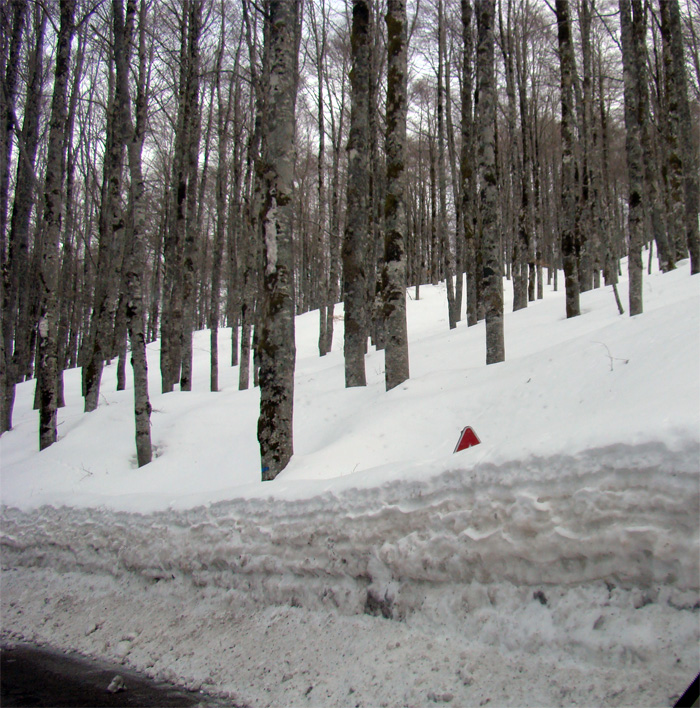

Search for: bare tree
xmin=660 ymin=0 xmax=699 ymax=274
xmin=37 ymin=0 xmax=76 ymax=450
xmin=555 ymin=0 xmax=581 ymax=318
xmin=381 ymin=0 xmax=410 ymax=390
xmin=619 ymin=0 xmax=645 ymax=315
xmin=476 ymin=0 xmax=504 ymax=364
xmin=122 ymin=0 xmax=153 ymax=467
xmin=257 ymin=0 xmax=301 ymax=479
xmin=2 ymin=7 xmax=46 ymax=432
xmin=461 ymin=0 xmax=479 ymax=327
xmin=343 ymin=0 xmax=371 ymax=387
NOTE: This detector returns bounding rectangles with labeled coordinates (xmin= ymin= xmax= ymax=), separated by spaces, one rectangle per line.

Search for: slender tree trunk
xmin=161 ymin=3 xmax=191 ymax=393
xmin=83 ymin=14 xmax=132 ymax=411
xmin=179 ymin=0 xmax=203 ymax=392
xmin=210 ymin=23 xmax=239 ymax=392
xmin=476 ymin=0 xmax=504 ymax=364
xmin=2 ymin=8 xmax=45 ymax=433
xmin=382 ymin=0 xmax=409 ymax=390
xmin=515 ymin=7 xmax=534 ymax=307
xmin=555 ymin=0 xmax=581 ymax=318
xmin=343 ymin=0 xmax=371 ymax=387
xmin=461 ymin=0 xmax=478 ymax=327
xmin=121 ymin=0 xmax=152 ymax=466
xmin=258 ymin=0 xmax=300 ymax=480
xmin=437 ymin=0 xmax=456 ymax=330
xmin=0 ymin=0 xmax=26 ymax=264
xmin=619 ymin=0 xmax=645 ymax=315
xmin=309 ymin=0 xmax=329 ymax=356
xmin=37 ymin=0 xmax=75 ymax=450
xmin=661 ymin=0 xmax=700 ymax=274
xmin=324 ymin=61 xmax=346 ymax=355
xmin=445 ymin=52 xmax=463 ymax=323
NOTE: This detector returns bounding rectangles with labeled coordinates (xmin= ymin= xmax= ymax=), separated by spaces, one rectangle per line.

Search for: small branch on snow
xmin=593 ymin=341 xmax=629 ymax=371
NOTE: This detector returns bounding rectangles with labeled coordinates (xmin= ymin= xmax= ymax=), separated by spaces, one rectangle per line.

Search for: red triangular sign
xmin=454 ymin=426 xmax=481 ymax=452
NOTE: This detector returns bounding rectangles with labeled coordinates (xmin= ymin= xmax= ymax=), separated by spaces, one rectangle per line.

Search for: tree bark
xmin=2 ymin=7 xmax=45 ymax=433
xmin=619 ymin=0 xmax=645 ymax=315
xmin=179 ymin=0 xmax=203 ymax=392
xmin=555 ymin=0 xmax=581 ymax=318
xmin=37 ymin=0 xmax=75 ymax=450
xmin=257 ymin=0 xmax=300 ymax=480
xmin=461 ymin=0 xmax=478 ymax=327
xmin=83 ymin=8 xmax=133 ymax=411
xmin=660 ymin=0 xmax=700 ymax=274
xmin=343 ymin=0 xmax=371 ymax=388
xmin=476 ymin=0 xmax=504 ymax=364
xmin=0 ymin=0 xmax=26 ymax=266
xmin=121 ymin=0 xmax=152 ymax=467
xmin=382 ymin=0 xmax=409 ymax=391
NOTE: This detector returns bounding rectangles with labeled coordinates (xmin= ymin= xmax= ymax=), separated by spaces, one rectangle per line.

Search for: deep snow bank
xmin=2 ymin=440 xmax=699 ymax=708
xmin=2 ymin=442 xmax=698 ymax=619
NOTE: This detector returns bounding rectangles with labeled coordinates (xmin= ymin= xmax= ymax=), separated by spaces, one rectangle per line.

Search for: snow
xmin=2 ymin=258 xmax=699 ymax=707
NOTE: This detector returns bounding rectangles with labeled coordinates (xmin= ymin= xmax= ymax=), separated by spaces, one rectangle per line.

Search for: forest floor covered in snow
xmin=1 ymin=259 xmax=699 ymax=707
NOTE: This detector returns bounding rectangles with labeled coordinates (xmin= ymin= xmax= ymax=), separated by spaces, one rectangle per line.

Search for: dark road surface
xmin=0 ymin=643 xmax=233 ymax=707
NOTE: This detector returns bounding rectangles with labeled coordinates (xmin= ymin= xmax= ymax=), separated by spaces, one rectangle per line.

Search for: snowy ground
xmin=1 ymin=259 xmax=699 ymax=707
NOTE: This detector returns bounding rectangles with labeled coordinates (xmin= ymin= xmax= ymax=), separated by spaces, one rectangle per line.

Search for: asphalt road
xmin=0 ymin=643 xmax=232 ymax=707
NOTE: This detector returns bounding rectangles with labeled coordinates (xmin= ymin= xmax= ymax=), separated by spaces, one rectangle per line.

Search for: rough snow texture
xmin=2 ymin=260 xmax=699 ymax=706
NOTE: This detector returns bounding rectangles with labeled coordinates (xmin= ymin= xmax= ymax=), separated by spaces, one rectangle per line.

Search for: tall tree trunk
xmin=2 ymin=7 xmax=45 ymax=433
xmin=179 ymin=0 xmax=203 ymax=392
xmin=619 ymin=0 xmax=645 ymax=315
xmin=343 ymin=0 xmax=371 ymax=387
xmin=660 ymin=0 xmax=700 ymax=274
xmin=83 ymin=13 xmax=133 ymax=411
xmin=514 ymin=4 xmax=534 ymax=306
xmin=437 ymin=0 xmax=457 ymax=330
xmin=37 ymin=0 xmax=75 ymax=450
xmin=309 ymin=0 xmax=330 ymax=356
xmin=476 ymin=0 xmax=504 ymax=364
xmin=461 ymin=0 xmax=478 ymax=326
xmin=120 ymin=0 xmax=152 ymax=467
xmin=500 ymin=0 xmax=525 ymax=312
xmin=382 ymin=0 xmax=409 ymax=390
xmin=445 ymin=49 xmax=463 ymax=322
xmin=161 ymin=2 xmax=191 ymax=393
xmin=555 ymin=0 xmax=581 ymax=318
xmin=257 ymin=0 xmax=300 ymax=480
xmin=210 ymin=19 xmax=239 ymax=392
xmin=0 ymin=0 xmax=26 ymax=263
xmin=324 ymin=55 xmax=346 ymax=356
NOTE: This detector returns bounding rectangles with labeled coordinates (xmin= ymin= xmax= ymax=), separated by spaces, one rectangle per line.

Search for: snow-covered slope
xmin=1 ymin=260 xmax=699 ymax=707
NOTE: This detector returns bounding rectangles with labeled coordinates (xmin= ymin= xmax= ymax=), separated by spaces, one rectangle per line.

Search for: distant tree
xmin=381 ymin=0 xmax=409 ymax=390
xmin=257 ymin=0 xmax=301 ymax=480
xmin=476 ymin=0 xmax=504 ymax=364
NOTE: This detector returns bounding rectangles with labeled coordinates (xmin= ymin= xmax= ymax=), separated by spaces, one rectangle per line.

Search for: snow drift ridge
xmin=3 ymin=441 xmax=697 ymax=622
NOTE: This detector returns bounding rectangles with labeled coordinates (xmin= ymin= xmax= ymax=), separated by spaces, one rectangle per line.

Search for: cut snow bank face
xmin=2 ymin=441 xmax=698 ymax=610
